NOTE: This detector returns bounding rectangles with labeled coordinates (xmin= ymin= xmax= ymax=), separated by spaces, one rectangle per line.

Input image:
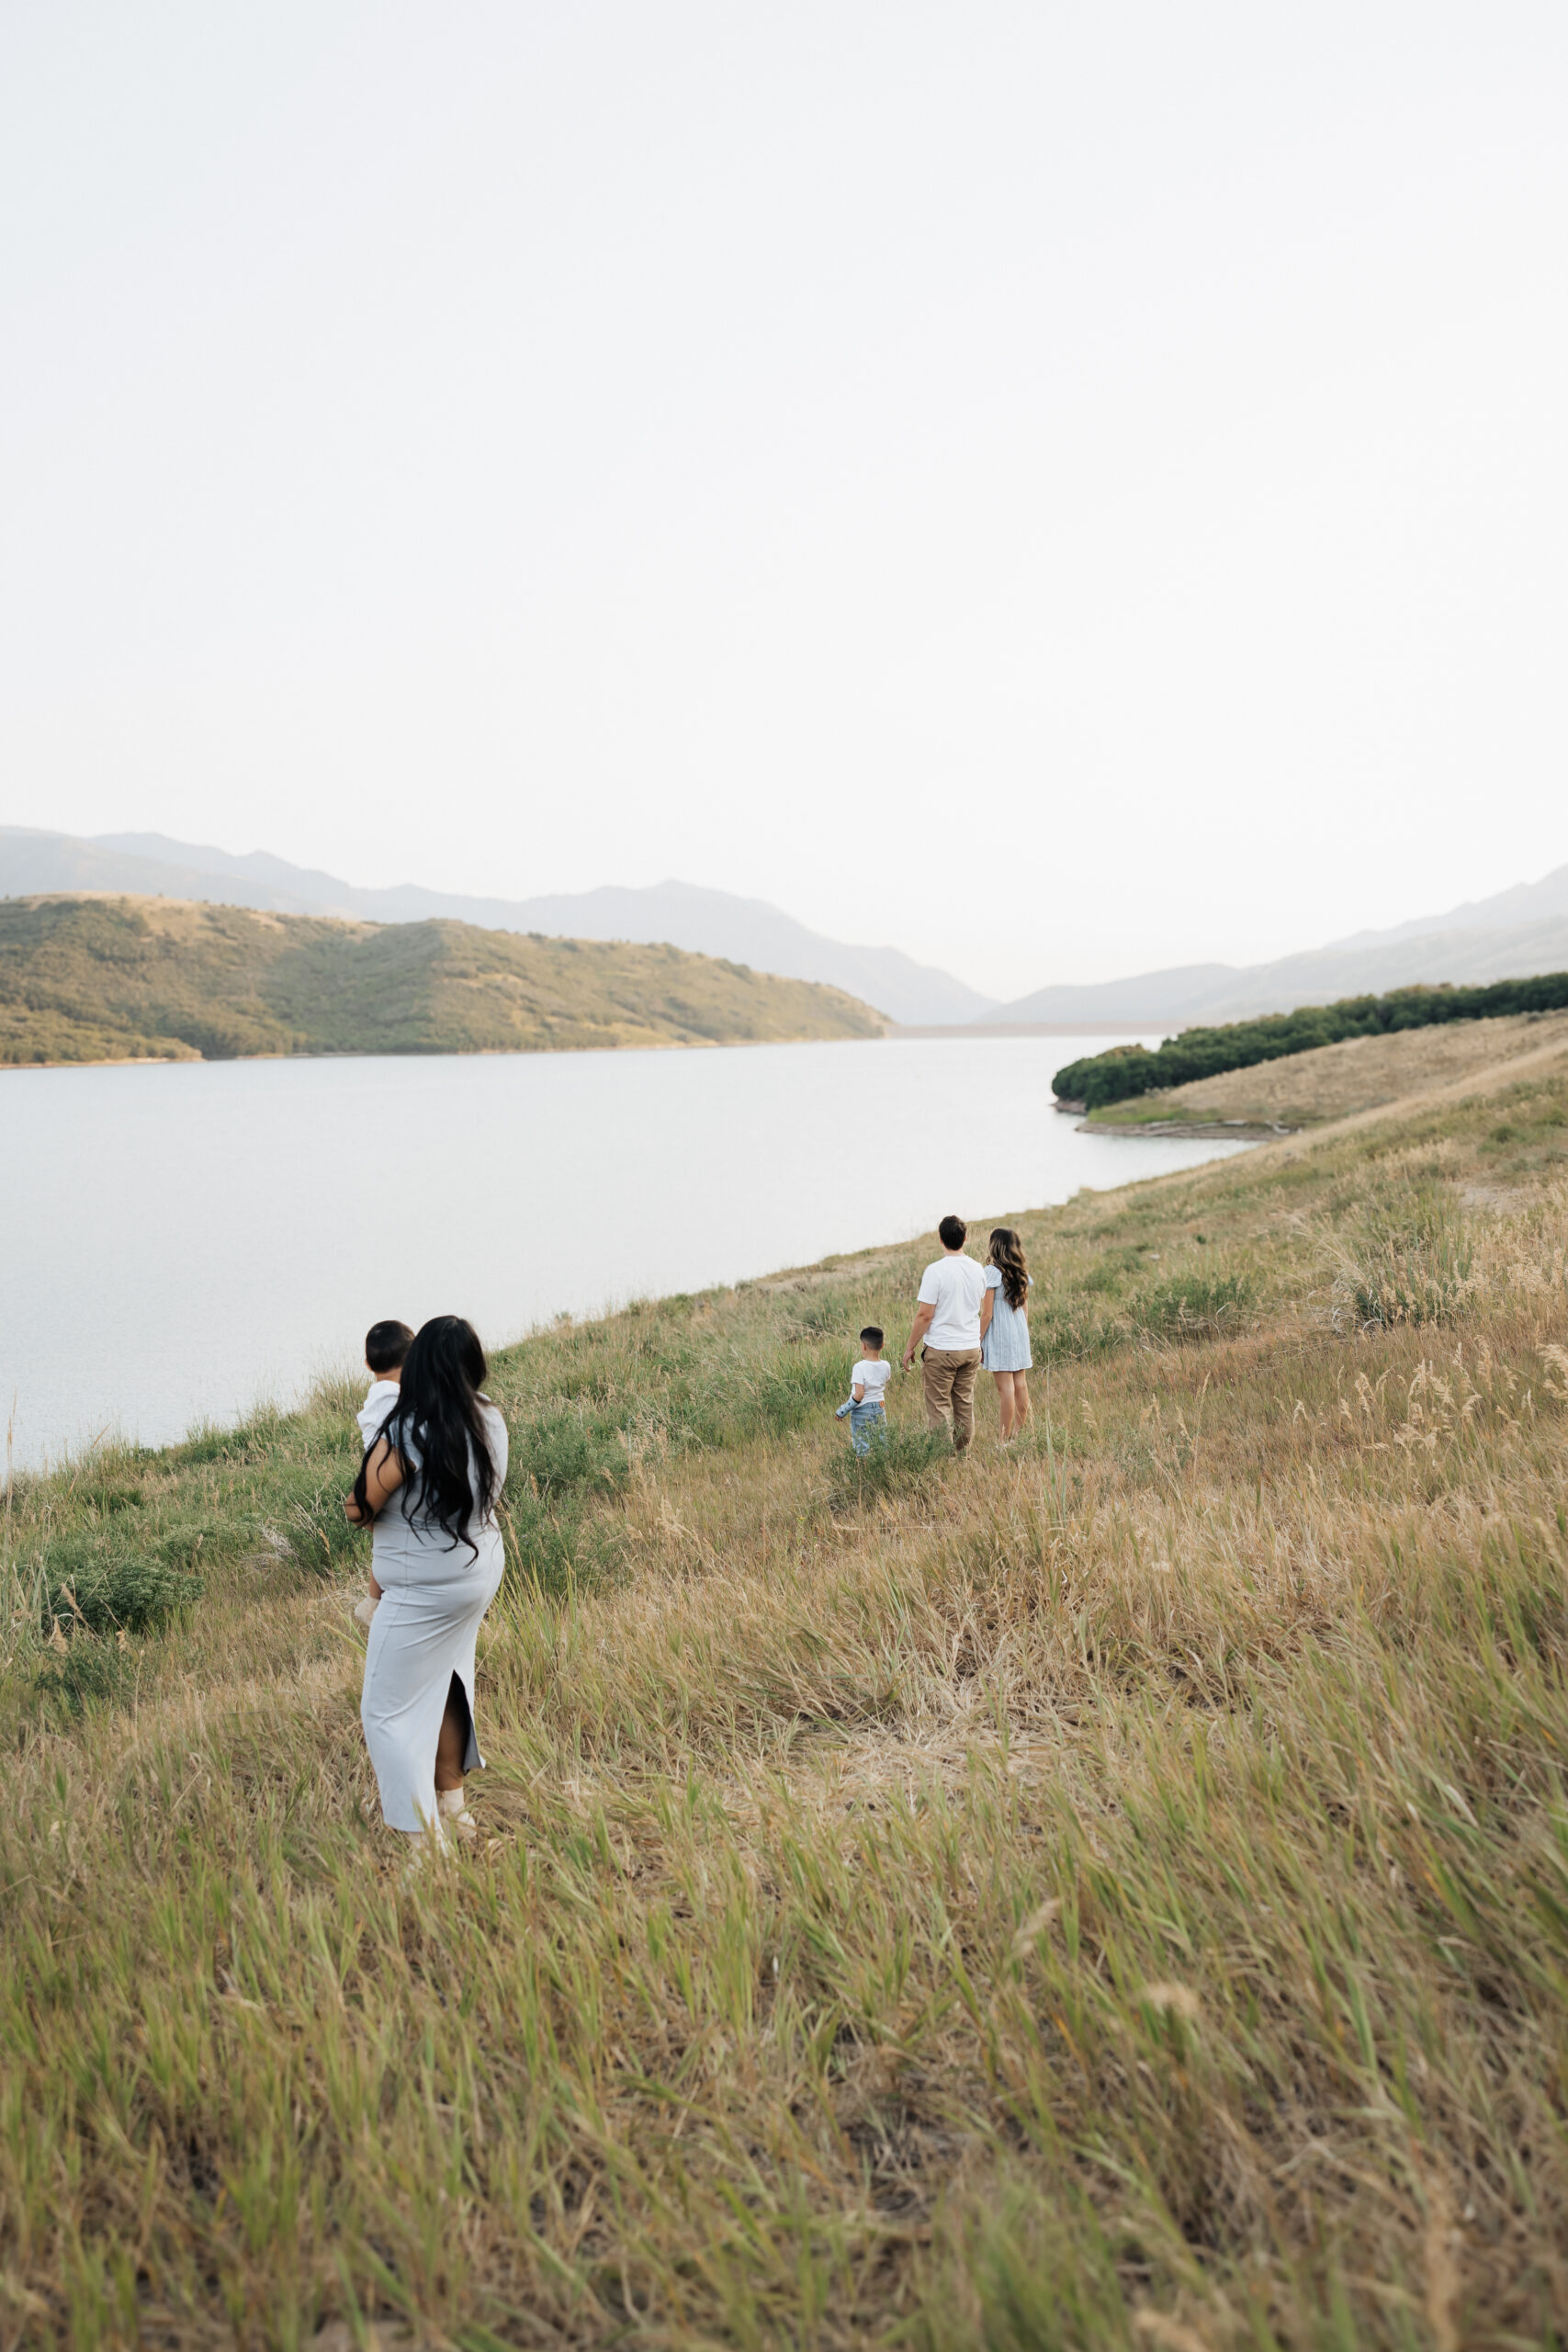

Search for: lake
xmin=0 ymin=1037 xmax=1250 ymax=1467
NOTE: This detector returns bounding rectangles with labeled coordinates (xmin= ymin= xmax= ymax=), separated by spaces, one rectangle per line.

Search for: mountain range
xmin=5 ymin=825 xmax=1567 ymax=1031
xmin=0 ymin=829 xmax=991 ymax=1027
xmin=1000 ymin=876 xmax=1568 ymax=1027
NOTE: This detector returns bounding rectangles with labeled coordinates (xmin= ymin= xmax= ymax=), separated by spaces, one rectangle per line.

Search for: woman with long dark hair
xmin=346 ymin=1316 xmax=508 ymax=1850
xmin=978 ymin=1227 xmax=1033 ymax=1440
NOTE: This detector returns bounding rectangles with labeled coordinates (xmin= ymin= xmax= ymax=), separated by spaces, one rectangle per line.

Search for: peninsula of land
xmin=0 ymin=894 xmax=884 ymax=1067
xmin=1077 ymin=1007 xmax=1568 ymax=1136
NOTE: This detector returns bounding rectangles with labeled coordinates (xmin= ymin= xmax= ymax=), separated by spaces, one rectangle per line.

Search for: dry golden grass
xmin=4 ymin=1046 xmax=1568 ymax=2346
xmin=1090 ymin=1008 xmax=1568 ymax=1131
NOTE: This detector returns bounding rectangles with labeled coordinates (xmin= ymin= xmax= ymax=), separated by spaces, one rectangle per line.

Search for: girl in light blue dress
xmin=979 ymin=1227 xmax=1032 ymax=1440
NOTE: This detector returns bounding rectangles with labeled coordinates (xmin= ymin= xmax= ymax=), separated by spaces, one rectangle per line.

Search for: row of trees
xmin=1052 ymin=971 xmax=1568 ymax=1111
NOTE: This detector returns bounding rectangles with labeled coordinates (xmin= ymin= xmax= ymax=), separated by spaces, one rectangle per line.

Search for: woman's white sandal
xmin=400 ymin=1822 xmax=448 ymax=1885
xmin=436 ymin=1788 xmax=478 ymax=1840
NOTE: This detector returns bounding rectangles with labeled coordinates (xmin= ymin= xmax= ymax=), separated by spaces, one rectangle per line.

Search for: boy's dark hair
xmin=938 ymin=1214 xmax=967 ymax=1250
xmin=365 ymin=1319 xmax=414 ymax=1374
xmin=860 ymin=1325 xmax=885 ymax=1349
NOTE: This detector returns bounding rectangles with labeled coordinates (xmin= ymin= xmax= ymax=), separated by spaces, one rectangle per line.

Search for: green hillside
xmin=0 ymin=894 xmax=883 ymax=1065
xmin=5 ymin=1040 xmax=1568 ymax=2341
xmin=1054 ymin=969 xmax=1568 ymax=1110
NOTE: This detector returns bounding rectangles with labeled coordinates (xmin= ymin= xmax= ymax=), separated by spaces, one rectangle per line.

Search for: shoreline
xmin=1077 ymin=1114 xmax=1298 ymax=1141
xmin=0 ymin=1032 xmax=879 ymax=1076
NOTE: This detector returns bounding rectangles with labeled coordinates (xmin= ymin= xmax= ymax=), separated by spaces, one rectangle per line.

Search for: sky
xmin=3 ymin=3 xmax=1565 ymax=1001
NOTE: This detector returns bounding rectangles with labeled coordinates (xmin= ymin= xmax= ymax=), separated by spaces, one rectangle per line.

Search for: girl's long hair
xmin=987 ymin=1227 xmax=1030 ymax=1312
xmin=352 ymin=1315 xmax=500 ymax=1558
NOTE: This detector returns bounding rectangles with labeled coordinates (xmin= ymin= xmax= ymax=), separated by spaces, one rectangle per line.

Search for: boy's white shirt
xmin=357 ymin=1378 xmax=400 ymax=1448
xmin=852 ymin=1359 xmax=892 ymax=1404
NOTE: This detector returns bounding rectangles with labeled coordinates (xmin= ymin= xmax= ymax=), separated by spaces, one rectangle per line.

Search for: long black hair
xmin=353 ymin=1315 xmax=500 ymax=1558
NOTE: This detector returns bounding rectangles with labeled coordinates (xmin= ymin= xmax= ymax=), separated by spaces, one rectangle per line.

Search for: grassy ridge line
xmin=3 ymin=1051 xmax=1568 ymax=2343
xmin=0 ymin=892 xmax=884 ymax=1066
xmin=1082 ymin=1010 xmax=1568 ymax=1136
xmin=1054 ymin=967 xmax=1568 ymax=1109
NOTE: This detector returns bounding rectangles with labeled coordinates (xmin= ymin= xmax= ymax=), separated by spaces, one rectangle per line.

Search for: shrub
xmin=33 ymin=1638 xmax=128 ymax=1717
xmin=1329 ymin=1181 xmax=1475 ymax=1329
xmin=38 ymin=1534 xmax=203 ymax=1636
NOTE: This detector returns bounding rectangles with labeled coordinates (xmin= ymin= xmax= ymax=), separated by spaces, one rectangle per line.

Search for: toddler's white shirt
xmin=357 ymin=1378 xmax=400 ymax=1449
xmin=853 ymin=1360 xmax=892 ymax=1405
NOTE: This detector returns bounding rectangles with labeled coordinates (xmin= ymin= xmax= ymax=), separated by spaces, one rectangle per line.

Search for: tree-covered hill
xmin=0 ymin=894 xmax=884 ymax=1065
xmin=1054 ymin=968 xmax=1568 ymax=1109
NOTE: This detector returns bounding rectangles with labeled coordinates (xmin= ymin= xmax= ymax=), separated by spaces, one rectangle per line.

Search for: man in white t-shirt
xmin=903 ymin=1214 xmax=988 ymax=1453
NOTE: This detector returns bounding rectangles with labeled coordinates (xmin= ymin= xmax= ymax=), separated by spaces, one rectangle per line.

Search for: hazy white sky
xmin=3 ymin=3 xmax=1565 ymax=999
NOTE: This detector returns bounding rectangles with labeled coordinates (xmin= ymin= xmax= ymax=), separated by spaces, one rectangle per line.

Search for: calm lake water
xmin=0 ymin=1037 xmax=1250 ymax=1467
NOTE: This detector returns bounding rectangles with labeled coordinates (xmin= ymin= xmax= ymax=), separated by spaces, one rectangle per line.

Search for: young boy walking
xmin=835 ymin=1325 xmax=892 ymax=1455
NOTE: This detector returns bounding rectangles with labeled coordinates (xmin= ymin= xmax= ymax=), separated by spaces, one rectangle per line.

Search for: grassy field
xmin=1086 ymin=1009 xmax=1568 ymax=1133
xmin=0 ymin=896 xmax=882 ymax=1066
xmin=4 ymin=1040 xmax=1568 ymax=2346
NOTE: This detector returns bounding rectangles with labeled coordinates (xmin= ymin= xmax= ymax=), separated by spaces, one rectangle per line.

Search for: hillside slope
xmin=4 ymin=1040 xmax=1568 ymax=2342
xmin=0 ymin=828 xmax=995 ymax=1024
xmin=0 ymin=894 xmax=883 ymax=1065
xmin=1086 ymin=1008 xmax=1568 ymax=1130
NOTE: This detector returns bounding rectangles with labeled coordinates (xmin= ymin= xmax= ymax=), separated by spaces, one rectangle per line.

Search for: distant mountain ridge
xmin=0 ymin=830 xmax=994 ymax=1026
xmin=1327 ymin=863 xmax=1568 ymax=951
xmin=997 ymin=864 xmax=1568 ymax=1028
xmin=8 ymin=825 xmax=1565 ymax=1032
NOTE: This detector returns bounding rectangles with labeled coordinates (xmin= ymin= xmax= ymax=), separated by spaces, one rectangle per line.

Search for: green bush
xmin=39 ymin=1534 xmax=203 ymax=1635
xmin=1330 ymin=1182 xmax=1474 ymax=1329
xmin=33 ymin=1638 xmax=129 ymax=1717
xmin=1055 ymin=972 xmax=1568 ymax=1110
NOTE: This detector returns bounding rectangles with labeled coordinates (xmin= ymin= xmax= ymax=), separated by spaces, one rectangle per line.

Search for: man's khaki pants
xmin=921 ymin=1347 xmax=982 ymax=1452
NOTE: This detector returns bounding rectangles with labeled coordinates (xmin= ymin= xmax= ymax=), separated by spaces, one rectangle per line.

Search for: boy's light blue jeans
xmin=849 ymin=1401 xmax=887 ymax=1457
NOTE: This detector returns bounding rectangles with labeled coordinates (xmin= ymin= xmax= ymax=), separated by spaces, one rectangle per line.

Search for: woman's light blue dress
xmin=981 ymin=1269 xmax=1032 ymax=1372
